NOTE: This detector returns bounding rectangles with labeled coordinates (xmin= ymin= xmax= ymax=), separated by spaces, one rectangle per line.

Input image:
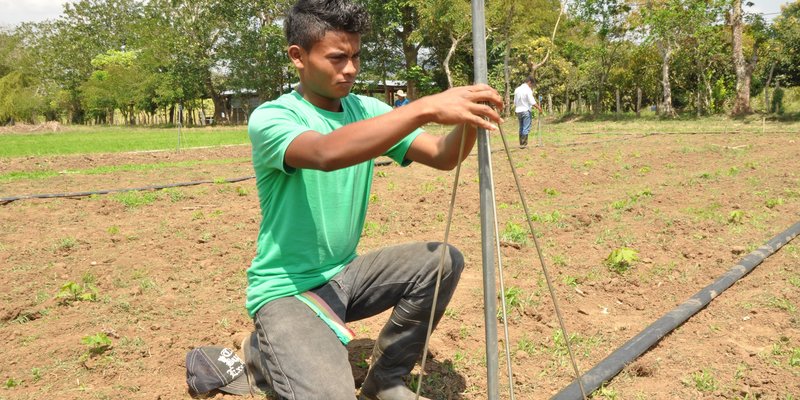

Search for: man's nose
xmin=343 ymin=58 xmax=358 ymax=76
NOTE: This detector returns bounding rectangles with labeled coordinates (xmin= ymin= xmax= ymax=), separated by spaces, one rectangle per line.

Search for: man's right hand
xmin=411 ymin=84 xmax=504 ymax=131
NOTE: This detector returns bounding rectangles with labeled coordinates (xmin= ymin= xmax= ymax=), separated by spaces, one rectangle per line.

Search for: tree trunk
xmin=396 ymin=5 xmax=419 ymax=99
xmin=443 ymin=33 xmax=465 ymax=88
xmin=764 ymin=62 xmax=775 ymax=113
xmin=502 ymin=4 xmax=513 ymax=117
xmin=547 ymin=93 xmax=552 ymax=114
xmin=636 ymin=87 xmax=642 ymax=117
xmin=615 ymin=88 xmax=621 ymax=114
xmin=658 ymin=41 xmax=675 ymax=117
xmin=731 ymin=0 xmax=753 ymax=116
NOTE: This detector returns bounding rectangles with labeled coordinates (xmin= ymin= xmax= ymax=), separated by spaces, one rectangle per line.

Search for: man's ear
xmin=288 ymin=45 xmax=305 ymax=69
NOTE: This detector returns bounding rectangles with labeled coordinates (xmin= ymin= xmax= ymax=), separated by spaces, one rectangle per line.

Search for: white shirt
xmin=513 ymin=83 xmax=536 ymax=113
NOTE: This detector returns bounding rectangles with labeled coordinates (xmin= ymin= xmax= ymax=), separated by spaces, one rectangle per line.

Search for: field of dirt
xmin=1 ymin=126 xmax=798 ymax=400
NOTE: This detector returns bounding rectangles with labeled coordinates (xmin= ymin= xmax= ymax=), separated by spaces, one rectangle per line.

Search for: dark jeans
xmin=517 ymin=110 xmax=532 ymax=136
xmin=253 ymin=242 xmax=464 ymax=400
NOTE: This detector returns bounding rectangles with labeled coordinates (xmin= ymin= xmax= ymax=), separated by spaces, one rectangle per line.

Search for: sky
xmin=0 ymin=0 xmax=795 ymax=29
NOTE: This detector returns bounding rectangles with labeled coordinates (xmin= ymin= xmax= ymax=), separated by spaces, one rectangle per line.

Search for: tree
xmin=730 ymin=0 xmax=753 ymax=115
xmin=572 ymin=0 xmax=632 ymax=114
xmin=416 ymin=0 xmax=471 ymax=88
xmin=772 ymin=1 xmax=800 ymax=86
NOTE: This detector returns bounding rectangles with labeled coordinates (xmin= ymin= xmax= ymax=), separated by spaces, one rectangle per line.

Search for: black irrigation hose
xmin=0 ymin=161 xmax=397 ymax=206
xmin=0 ymin=176 xmax=257 ymax=205
xmin=552 ymin=220 xmax=800 ymax=400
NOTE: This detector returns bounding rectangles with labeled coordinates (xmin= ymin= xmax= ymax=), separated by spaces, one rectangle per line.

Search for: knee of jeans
xmin=447 ymin=244 xmax=465 ymax=279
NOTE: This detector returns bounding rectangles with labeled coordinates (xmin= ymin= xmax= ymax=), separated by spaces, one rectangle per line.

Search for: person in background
xmin=512 ymin=75 xmax=543 ymax=148
xmin=394 ymin=89 xmax=409 ymax=107
xmin=245 ymin=0 xmax=504 ymax=399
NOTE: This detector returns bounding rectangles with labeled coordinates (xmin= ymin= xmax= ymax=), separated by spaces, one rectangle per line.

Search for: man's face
xmin=289 ymin=30 xmax=361 ymax=108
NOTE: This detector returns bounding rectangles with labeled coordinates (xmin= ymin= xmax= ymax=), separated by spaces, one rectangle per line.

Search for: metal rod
xmin=470 ymin=0 xmax=498 ymax=398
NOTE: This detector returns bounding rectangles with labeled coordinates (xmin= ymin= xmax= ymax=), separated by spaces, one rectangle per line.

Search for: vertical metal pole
xmin=470 ymin=1 xmax=499 ymax=398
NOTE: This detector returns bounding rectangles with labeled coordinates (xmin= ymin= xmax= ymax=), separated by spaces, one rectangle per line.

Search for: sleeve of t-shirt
xmin=248 ymin=101 xmax=309 ymax=175
xmin=360 ymin=96 xmax=423 ymax=167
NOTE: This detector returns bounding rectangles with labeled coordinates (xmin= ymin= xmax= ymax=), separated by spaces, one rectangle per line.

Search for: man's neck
xmin=296 ymin=84 xmax=343 ymax=112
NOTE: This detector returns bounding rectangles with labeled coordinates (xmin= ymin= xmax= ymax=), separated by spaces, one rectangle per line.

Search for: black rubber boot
xmin=359 ymin=299 xmax=436 ymax=400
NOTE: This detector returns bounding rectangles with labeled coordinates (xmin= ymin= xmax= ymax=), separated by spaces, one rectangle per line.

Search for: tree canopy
xmin=0 ymin=0 xmax=797 ymax=125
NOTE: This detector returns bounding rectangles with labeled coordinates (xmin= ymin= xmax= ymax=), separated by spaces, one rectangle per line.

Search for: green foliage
xmin=55 ymin=281 xmax=98 ymax=305
xmin=728 ymin=210 xmax=745 ymax=224
xmin=500 ymin=222 xmax=528 ymax=245
xmin=113 ymin=191 xmax=159 ymax=208
xmin=81 ymin=332 xmax=113 ymax=355
xmin=604 ymin=247 xmax=638 ymax=273
xmin=688 ymin=369 xmax=718 ymax=392
xmin=765 ymin=198 xmax=784 ymax=209
xmin=4 ymin=377 xmax=21 ymax=388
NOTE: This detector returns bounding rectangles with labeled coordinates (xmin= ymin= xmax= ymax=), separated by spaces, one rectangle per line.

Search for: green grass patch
xmin=0 ymin=158 xmax=249 ymax=184
xmin=0 ymin=126 xmax=248 ymax=158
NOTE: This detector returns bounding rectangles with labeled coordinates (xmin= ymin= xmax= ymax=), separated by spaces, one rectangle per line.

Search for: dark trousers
xmin=253 ymin=242 xmax=464 ymax=399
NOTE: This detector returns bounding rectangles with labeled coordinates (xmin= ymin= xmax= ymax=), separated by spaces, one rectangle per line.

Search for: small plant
xmin=235 ymin=186 xmax=249 ymax=196
xmin=162 ymin=188 xmax=186 ymax=202
xmin=765 ymin=198 xmax=784 ymax=209
xmin=689 ymin=368 xmax=718 ymax=392
xmin=593 ymin=385 xmax=618 ymax=399
xmin=5 ymin=377 xmax=21 ymax=388
xmin=543 ymin=188 xmax=559 ymax=196
xmin=376 ymin=171 xmax=388 ymax=178
xmin=55 ymin=281 xmax=98 ymax=305
xmin=604 ymin=247 xmax=638 ymax=274
xmin=107 ymin=225 xmax=120 ymax=235
xmin=728 ymin=210 xmax=745 ymax=224
xmin=516 ymin=335 xmax=536 ymax=355
xmin=789 ymin=347 xmax=800 ymax=367
xmin=81 ymin=332 xmax=112 ymax=356
xmin=767 ymin=296 xmax=796 ymax=313
xmin=369 ymin=194 xmax=379 ymax=204
xmin=562 ymin=275 xmax=578 ymax=287
xmin=31 ymin=367 xmax=42 ymax=382
xmin=500 ymin=222 xmax=528 ymax=245
xmin=498 ymin=286 xmax=528 ymax=320
xmin=56 ymin=237 xmax=78 ymax=251
xmin=113 ymin=191 xmax=158 ymax=208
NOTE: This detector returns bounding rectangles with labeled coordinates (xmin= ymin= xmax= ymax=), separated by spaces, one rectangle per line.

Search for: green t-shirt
xmin=245 ymin=91 xmax=423 ymax=316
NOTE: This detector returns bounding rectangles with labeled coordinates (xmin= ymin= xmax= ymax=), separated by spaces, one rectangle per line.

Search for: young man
xmin=245 ymin=0 xmax=503 ymax=399
xmin=512 ymin=76 xmax=543 ymax=148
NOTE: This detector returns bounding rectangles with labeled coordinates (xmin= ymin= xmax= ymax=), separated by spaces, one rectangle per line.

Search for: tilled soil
xmin=1 ymin=130 xmax=798 ymax=399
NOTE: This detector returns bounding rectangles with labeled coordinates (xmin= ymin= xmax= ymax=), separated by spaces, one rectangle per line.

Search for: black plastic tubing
xmin=553 ymin=221 xmax=800 ymax=400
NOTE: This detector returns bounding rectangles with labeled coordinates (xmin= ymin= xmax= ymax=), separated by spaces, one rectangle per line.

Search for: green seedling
xmin=728 ymin=210 xmax=745 ymax=224
xmin=113 ymin=191 xmax=158 ymax=208
xmin=543 ymin=188 xmax=559 ymax=196
xmin=765 ymin=198 xmax=784 ymax=209
xmin=604 ymin=247 xmax=638 ymax=274
xmin=500 ymin=222 xmax=528 ymax=245
xmin=5 ymin=377 xmax=21 ymax=388
xmin=688 ymin=369 xmax=718 ymax=392
xmin=789 ymin=347 xmax=800 ymax=367
xmin=235 ymin=186 xmax=249 ymax=196
xmin=55 ymin=281 xmax=98 ymax=305
xmin=81 ymin=332 xmax=112 ymax=356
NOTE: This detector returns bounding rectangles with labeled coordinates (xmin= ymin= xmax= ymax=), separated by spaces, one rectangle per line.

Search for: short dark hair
xmin=525 ymin=76 xmax=535 ymax=84
xmin=284 ymin=0 xmax=370 ymax=50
